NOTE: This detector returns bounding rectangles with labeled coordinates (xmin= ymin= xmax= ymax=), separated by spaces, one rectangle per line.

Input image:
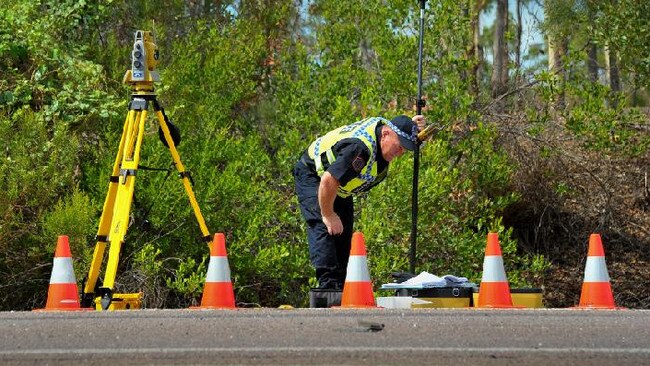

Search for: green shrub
xmin=41 ymin=188 xmax=97 ymax=284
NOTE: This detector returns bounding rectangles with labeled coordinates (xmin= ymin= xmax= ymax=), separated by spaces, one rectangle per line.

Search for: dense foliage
xmin=0 ymin=0 xmax=647 ymax=310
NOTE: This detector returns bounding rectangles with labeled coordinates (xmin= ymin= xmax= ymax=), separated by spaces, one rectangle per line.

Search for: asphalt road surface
xmin=1 ymin=308 xmax=649 ymax=365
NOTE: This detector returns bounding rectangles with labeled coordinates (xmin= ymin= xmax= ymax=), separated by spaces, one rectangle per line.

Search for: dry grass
xmin=488 ymin=104 xmax=649 ymax=308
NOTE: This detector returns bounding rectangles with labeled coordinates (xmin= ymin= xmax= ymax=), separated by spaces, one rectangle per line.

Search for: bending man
xmin=293 ymin=115 xmax=425 ymax=290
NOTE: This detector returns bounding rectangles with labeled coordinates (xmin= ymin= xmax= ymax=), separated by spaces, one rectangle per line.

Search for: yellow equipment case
xmin=472 ymin=287 xmax=543 ymax=308
xmin=395 ymin=287 xmax=473 ymax=308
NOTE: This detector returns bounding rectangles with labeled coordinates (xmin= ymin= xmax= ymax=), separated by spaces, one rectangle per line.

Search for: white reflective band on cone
xmin=50 ymin=257 xmax=77 ymax=284
xmin=206 ymin=257 xmax=231 ymax=282
xmin=481 ymin=256 xmax=508 ymax=282
xmin=345 ymin=256 xmax=370 ymax=282
xmin=583 ymin=256 xmax=610 ymax=282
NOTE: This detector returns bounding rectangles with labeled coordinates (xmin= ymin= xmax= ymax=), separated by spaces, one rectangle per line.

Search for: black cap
xmin=387 ymin=115 xmax=418 ymax=151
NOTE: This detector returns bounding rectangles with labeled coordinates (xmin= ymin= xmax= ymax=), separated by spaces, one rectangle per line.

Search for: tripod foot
xmin=97 ymin=287 xmax=113 ymax=311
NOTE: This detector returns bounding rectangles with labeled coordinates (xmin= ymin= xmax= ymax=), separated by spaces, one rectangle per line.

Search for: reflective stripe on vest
xmin=308 ymin=117 xmax=387 ymax=198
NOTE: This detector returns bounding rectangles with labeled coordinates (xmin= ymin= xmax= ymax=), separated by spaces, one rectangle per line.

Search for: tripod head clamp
xmin=417 ymin=122 xmax=446 ymax=142
xmin=123 ymin=30 xmax=160 ymax=91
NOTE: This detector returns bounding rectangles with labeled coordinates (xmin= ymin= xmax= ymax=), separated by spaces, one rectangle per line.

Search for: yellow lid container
xmin=404 ymin=287 xmax=473 ymax=308
xmin=472 ymin=288 xmax=543 ymax=308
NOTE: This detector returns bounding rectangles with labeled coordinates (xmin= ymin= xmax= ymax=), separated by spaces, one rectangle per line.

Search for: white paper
xmin=380 ymin=271 xmax=474 ymax=289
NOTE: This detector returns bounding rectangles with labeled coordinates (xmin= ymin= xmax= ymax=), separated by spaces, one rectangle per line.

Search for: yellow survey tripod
xmin=81 ymin=30 xmax=211 ymax=310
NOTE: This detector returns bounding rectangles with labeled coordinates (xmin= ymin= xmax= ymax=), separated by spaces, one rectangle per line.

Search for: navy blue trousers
xmin=293 ymin=160 xmax=353 ymax=289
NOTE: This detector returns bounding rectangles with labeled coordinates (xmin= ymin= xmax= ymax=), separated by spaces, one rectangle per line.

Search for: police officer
xmin=293 ymin=115 xmax=426 ymax=290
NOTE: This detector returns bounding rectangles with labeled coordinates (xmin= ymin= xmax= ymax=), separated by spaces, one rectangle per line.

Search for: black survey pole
xmin=410 ymin=0 xmax=426 ymax=274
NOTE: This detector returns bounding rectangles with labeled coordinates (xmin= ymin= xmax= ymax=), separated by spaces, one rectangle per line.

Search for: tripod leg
xmin=100 ymin=99 xmax=149 ymax=309
xmin=82 ymin=109 xmax=134 ymax=307
xmin=154 ymin=103 xmax=211 ymax=242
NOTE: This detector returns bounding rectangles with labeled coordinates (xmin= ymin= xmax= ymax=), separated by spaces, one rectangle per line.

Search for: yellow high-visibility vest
xmin=307 ymin=117 xmax=388 ymax=197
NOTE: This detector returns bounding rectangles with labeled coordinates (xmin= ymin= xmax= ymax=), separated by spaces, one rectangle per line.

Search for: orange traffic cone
xmin=193 ymin=233 xmax=236 ymax=309
xmin=340 ymin=232 xmax=377 ymax=308
xmin=476 ymin=233 xmax=520 ymax=308
xmin=575 ymin=234 xmax=620 ymax=309
xmin=37 ymin=236 xmax=82 ymax=311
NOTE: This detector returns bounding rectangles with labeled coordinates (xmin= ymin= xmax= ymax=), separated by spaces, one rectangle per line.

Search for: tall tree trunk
xmin=545 ymin=0 xmax=568 ymax=111
xmin=515 ymin=0 xmax=522 ymax=71
xmin=604 ymin=45 xmax=621 ymax=92
xmin=547 ymin=34 xmax=555 ymax=71
xmin=604 ymin=44 xmax=621 ymax=108
xmin=547 ymin=34 xmax=567 ymax=110
xmin=466 ymin=0 xmax=486 ymax=97
xmin=491 ymin=0 xmax=509 ymax=99
xmin=586 ymin=5 xmax=599 ymax=82
xmin=587 ymin=42 xmax=599 ymax=82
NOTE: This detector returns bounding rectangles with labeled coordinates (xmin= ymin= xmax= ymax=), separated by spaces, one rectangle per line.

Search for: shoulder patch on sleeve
xmin=351 ymin=156 xmax=366 ymax=172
